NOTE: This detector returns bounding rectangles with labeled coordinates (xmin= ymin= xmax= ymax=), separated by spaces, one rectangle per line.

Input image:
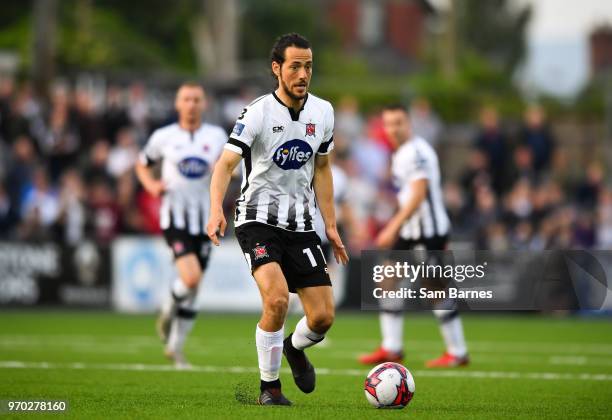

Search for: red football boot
xmin=358 ymin=346 xmax=404 ymax=365
xmin=425 ymin=352 xmax=470 ymax=368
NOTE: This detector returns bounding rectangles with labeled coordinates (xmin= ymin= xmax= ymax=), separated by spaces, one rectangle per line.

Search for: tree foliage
xmin=456 ymin=0 xmax=532 ymax=73
xmin=238 ymin=0 xmax=334 ymax=62
xmin=409 ymin=51 xmax=525 ymax=122
xmin=0 ymin=0 xmax=200 ymax=74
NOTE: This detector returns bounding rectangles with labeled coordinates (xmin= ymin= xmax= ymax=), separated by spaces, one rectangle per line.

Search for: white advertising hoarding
xmin=111 ymin=236 xmax=260 ymax=313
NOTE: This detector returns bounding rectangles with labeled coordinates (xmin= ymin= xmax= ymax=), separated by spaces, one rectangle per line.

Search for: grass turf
xmin=1 ymin=311 xmax=612 ymax=419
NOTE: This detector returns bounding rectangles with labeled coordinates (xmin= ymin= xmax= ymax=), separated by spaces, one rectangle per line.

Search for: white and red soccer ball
xmin=364 ymin=362 xmax=415 ymax=409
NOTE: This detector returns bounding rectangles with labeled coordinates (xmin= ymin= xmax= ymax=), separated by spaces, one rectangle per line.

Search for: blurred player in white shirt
xmin=135 ymin=83 xmax=227 ymax=368
xmin=359 ymin=104 xmax=469 ymax=368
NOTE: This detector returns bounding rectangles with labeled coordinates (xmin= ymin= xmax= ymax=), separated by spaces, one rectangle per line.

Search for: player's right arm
xmin=375 ymin=148 xmax=429 ymax=248
xmin=207 ymin=149 xmax=242 ymax=246
xmin=135 ymin=131 xmax=166 ymax=197
xmin=374 ymin=178 xmax=427 ymax=248
xmin=207 ymin=103 xmax=262 ymax=246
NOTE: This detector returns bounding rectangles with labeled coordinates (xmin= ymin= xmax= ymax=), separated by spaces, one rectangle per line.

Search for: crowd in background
xmin=330 ymin=97 xmax=610 ymax=252
xmin=0 ymin=77 xmax=609 ymax=252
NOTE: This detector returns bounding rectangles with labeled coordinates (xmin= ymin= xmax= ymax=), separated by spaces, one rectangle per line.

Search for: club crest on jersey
xmin=253 ymin=244 xmax=268 ymax=260
xmin=273 ymin=139 xmax=313 ymax=170
xmin=305 ymin=123 xmax=316 ymax=136
xmin=178 ymin=157 xmax=209 ymax=179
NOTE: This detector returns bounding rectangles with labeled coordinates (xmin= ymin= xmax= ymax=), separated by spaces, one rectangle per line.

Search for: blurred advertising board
xmin=0 ymin=241 xmax=110 ymax=307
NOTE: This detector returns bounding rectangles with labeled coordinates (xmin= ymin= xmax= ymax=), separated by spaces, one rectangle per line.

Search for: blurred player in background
xmin=359 ymin=104 xmax=470 ymax=368
xmin=135 ymin=82 xmax=227 ymax=368
xmin=207 ymin=33 xmax=349 ymax=406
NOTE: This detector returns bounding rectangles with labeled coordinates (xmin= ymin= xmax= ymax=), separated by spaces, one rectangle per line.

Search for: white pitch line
xmin=4 ymin=335 xmax=612 ymax=355
xmin=1 ymin=360 xmax=612 ymax=382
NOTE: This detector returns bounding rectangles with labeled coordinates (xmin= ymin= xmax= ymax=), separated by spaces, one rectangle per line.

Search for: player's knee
xmin=309 ymin=310 xmax=334 ymax=333
xmin=264 ymin=295 xmax=289 ymax=317
xmin=181 ymin=271 xmax=202 ymax=288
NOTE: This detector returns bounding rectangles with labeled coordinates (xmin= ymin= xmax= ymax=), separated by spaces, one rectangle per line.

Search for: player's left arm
xmin=375 ymin=178 xmax=428 ymax=249
xmin=313 ymin=154 xmax=349 ymax=265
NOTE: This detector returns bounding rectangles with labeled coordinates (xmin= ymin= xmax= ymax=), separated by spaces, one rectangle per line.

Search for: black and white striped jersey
xmin=139 ymin=122 xmax=227 ymax=235
xmin=224 ymin=92 xmax=335 ymax=232
xmin=391 ymin=136 xmax=450 ymax=240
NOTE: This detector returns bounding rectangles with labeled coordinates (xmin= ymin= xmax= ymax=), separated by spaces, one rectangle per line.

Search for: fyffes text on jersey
xmin=273 ymin=139 xmax=313 ymax=170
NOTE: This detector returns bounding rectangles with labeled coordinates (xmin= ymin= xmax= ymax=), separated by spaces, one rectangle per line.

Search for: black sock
xmin=260 ymin=379 xmax=281 ymax=392
xmin=284 ymin=333 xmax=301 ymax=353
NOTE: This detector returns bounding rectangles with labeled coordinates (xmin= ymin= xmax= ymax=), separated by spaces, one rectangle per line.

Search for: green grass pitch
xmin=1 ymin=311 xmax=612 ymax=419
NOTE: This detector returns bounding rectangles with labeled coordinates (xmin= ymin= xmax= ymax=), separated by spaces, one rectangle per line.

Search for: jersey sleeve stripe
xmin=317 ymin=136 xmax=334 ymax=155
xmin=226 ymin=137 xmax=250 ymax=155
xmin=139 ymin=151 xmax=157 ymax=166
xmin=224 ymin=143 xmax=243 ymax=155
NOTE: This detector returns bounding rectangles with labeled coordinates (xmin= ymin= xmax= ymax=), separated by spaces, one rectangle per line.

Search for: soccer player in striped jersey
xmin=135 ymin=82 xmax=227 ymax=368
xmin=358 ymin=104 xmax=470 ymax=368
xmin=207 ymin=33 xmax=349 ymax=405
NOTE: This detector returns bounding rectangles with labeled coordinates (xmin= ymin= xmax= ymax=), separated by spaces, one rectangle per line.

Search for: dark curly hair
xmin=269 ymin=33 xmax=311 ymax=79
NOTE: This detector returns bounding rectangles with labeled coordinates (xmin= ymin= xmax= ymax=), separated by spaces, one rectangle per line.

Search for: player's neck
xmin=274 ymin=87 xmax=304 ymax=112
xmin=391 ymin=135 xmax=411 ymax=150
xmin=178 ymin=119 xmax=202 ymax=133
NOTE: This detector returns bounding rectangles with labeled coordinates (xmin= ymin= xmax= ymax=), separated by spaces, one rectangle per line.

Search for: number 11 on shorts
xmin=303 ymin=245 xmax=327 ymax=267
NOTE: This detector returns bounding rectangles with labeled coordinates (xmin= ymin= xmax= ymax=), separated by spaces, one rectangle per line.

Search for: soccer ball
xmin=364 ymin=362 xmax=415 ymax=409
